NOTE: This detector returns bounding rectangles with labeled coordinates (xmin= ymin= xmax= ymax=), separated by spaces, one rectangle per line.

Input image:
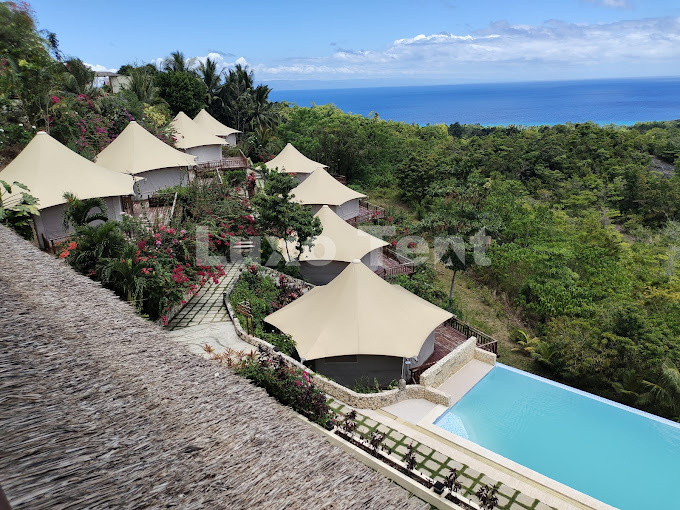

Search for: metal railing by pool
xmin=445 ymin=316 xmax=499 ymax=356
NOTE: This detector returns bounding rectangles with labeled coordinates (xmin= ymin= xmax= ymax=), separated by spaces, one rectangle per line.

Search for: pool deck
xmin=359 ymin=357 xmax=616 ymax=510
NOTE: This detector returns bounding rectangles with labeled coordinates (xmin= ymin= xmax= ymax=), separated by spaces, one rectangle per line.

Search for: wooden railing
xmin=375 ymin=246 xmax=415 ymax=278
xmin=195 ymin=155 xmax=248 ymax=171
xmin=445 ymin=316 xmax=499 ymax=356
xmin=347 ymin=199 xmax=386 ymax=225
xmin=331 ymin=173 xmax=347 ymax=184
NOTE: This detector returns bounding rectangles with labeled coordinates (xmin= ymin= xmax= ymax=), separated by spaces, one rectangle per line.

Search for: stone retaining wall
xmin=419 ymin=337 xmax=496 ymax=389
xmin=224 ymin=268 xmax=452 ymax=410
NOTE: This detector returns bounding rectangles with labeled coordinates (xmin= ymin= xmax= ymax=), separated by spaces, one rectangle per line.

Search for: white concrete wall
xmin=293 ymin=172 xmax=310 ymax=183
xmin=134 ymin=167 xmax=188 ymax=198
xmin=310 ymin=200 xmax=359 ymax=221
xmin=186 ymin=144 xmax=222 ymax=163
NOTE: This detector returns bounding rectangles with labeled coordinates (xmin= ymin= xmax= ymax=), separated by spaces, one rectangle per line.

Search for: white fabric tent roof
xmin=95 ymin=121 xmax=196 ymax=175
xmin=290 ymin=168 xmax=366 ymax=207
xmin=0 ymin=131 xmax=135 ymax=210
xmin=281 ymin=205 xmax=388 ymax=263
xmin=264 ymin=260 xmax=452 ymax=360
xmin=264 ymin=143 xmax=327 ymax=174
xmin=171 ymin=112 xmax=226 ymax=150
xmin=193 ymin=109 xmax=241 ymax=137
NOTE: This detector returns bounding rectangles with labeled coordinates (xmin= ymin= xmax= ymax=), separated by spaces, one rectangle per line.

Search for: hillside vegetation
xmin=275 ymin=104 xmax=680 ymax=420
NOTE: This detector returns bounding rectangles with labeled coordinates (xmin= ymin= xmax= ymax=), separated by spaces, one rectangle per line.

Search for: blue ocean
xmin=269 ymin=77 xmax=680 ymax=126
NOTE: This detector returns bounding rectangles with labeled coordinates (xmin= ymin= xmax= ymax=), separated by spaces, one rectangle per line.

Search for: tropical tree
xmin=61 ymin=58 xmax=97 ymax=96
xmin=155 ymin=70 xmax=206 ymax=117
xmin=66 ymin=221 xmax=128 ymax=276
xmin=124 ymin=66 xmax=161 ymax=104
xmin=0 ymin=180 xmax=39 ymax=240
xmin=643 ymin=360 xmax=680 ymax=418
xmin=100 ymin=243 xmax=151 ymax=308
xmin=253 ymin=170 xmax=321 ymax=260
xmin=162 ymin=50 xmax=195 ymax=73
xmin=197 ymin=57 xmax=222 ymax=108
xmin=62 ymin=192 xmax=108 ymax=228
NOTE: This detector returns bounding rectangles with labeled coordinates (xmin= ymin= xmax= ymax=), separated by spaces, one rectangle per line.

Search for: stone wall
xmin=419 ymin=337 xmax=496 ymax=389
xmin=224 ymin=269 xmax=452 ymax=409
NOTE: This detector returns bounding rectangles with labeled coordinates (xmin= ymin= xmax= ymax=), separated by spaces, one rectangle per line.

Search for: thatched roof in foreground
xmin=0 ymin=225 xmax=427 ymax=510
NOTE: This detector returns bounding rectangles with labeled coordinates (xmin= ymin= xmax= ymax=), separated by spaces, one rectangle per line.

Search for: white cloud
xmin=84 ymin=62 xmax=117 ymax=73
xmin=586 ymin=0 xmax=631 ymax=9
xmin=252 ymin=17 xmax=680 ymax=82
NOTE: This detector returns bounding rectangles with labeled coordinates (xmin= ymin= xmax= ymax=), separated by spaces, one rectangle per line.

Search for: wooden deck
xmin=430 ymin=323 xmax=469 ymax=364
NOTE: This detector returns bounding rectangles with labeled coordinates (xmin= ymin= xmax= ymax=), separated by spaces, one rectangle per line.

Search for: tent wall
xmin=310 ymin=199 xmax=359 ymax=221
xmin=34 ymin=197 xmax=125 ymax=250
xmin=186 ymin=144 xmax=222 ymax=163
xmin=411 ymin=331 xmax=435 ymax=369
xmin=292 ymin=172 xmax=309 ymax=183
xmin=224 ymin=133 xmax=237 ymax=146
xmin=133 ymin=167 xmax=188 ymax=198
xmin=299 ymin=248 xmax=382 ymax=285
xmin=311 ymin=355 xmax=403 ymax=388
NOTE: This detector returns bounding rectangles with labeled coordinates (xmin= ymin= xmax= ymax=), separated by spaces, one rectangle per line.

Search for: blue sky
xmin=27 ymin=0 xmax=680 ymax=89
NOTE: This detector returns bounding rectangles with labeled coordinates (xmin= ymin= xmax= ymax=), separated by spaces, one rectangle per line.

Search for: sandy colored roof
xmin=291 ymin=168 xmax=366 ymax=206
xmin=0 ymin=225 xmax=428 ymax=510
xmin=265 ymin=260 xmax=452 ymax=360
xmin=171 ymin=111 xmax=225 ymax=150
xmin=281 ymin=205 xmax=388 ymax=263
xmin=264 ymin=143 xmax=327 ymax=174
xmin=193 ymin=109 xmax=241 ymax=137
xmin=95 ymin=121 xmax=196 ymax=175
xmin=0 ymin=131 xmax=135 ymax=210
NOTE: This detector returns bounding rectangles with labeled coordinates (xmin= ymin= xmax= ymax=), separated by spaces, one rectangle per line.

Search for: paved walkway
xmin=166 ymin=263 xmax=252 ymax=355
xmin=167 ymin=263 xmax=242 ymax=330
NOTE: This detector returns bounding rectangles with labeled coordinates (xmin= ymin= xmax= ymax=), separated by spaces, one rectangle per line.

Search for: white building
xmin=171 ymin=112 xmax=225 ymax=163
xmin=0 ymin=132 xmax=135 ymax=250
xmin=95 ymin=121 xmax=196 ymax=199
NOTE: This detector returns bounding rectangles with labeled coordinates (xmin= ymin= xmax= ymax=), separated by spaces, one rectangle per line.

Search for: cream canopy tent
xmin=95 ymin=121 xmax=196 ymax=175
xmin=171 ymin=111 xmax=225 ymax=150
xmin=0 ymin=131 xmax=135 ymax=209
xmin=290 ymin=168 xmax=366 ymax=207
xmin=264 ymin=143 xmax=327 ymax=175
xmin=280 ymin=205 xmax=387 ymax=263
xmin=264 ymin=260 xmax=452 ymax=361
xmin=193 ymin=109 xmax=241 ymax=138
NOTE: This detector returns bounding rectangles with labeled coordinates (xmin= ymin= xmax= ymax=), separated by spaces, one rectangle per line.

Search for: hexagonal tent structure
xmin=193 ymin=109 xmax=241 ymax=146
xmin=171 ymin=111 xmax=225 ymax=163
xmin=0 ymin=131 xmax=135 ymax=249
xmin=95 ymin=121 xmax=196 ymax=198
xmin=290 ymin=168 xmax=366 ymax=221
xmin=264 ymin=143 xmax=327 ymax=182
xmin=264 ymin=260 xmax=452 ymax=387
xmin=280 ymin=205 xmax=388 ymax=284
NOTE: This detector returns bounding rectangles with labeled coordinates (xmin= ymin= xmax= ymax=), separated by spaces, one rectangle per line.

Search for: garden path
xmin=166 ymin=262 xmax=253 ymax=355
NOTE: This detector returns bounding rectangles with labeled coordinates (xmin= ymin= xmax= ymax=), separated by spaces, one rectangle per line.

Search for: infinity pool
xmin=434 ymin=364 xmax=680 ymax=510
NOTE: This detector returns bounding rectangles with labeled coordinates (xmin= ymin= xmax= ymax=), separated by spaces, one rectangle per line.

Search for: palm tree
xmin=68 ymin=221 xmax=128 ymax=275
xmin=62 ymin=192 xmax=108 ymax=229
xmin=61 ymin=58 xmax=97 ymax=96
xmin=126 ymin=66 xmax=161 ymax=104
xmin=249 ymin=84 xmax=279 ymax=131
xmin=100 ymin=243 xmax=150 ymax=308
xmin=162 ymin=50 xmax=196 ymax=73
xmin=197 ymin=57 xmax=222 ymax=108
xmin=643 ymin=360 xmax=680 ymax=418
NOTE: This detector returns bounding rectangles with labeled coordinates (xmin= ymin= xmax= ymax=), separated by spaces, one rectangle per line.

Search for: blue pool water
xmin=434 ymin=364 xmax=680 ymax=510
